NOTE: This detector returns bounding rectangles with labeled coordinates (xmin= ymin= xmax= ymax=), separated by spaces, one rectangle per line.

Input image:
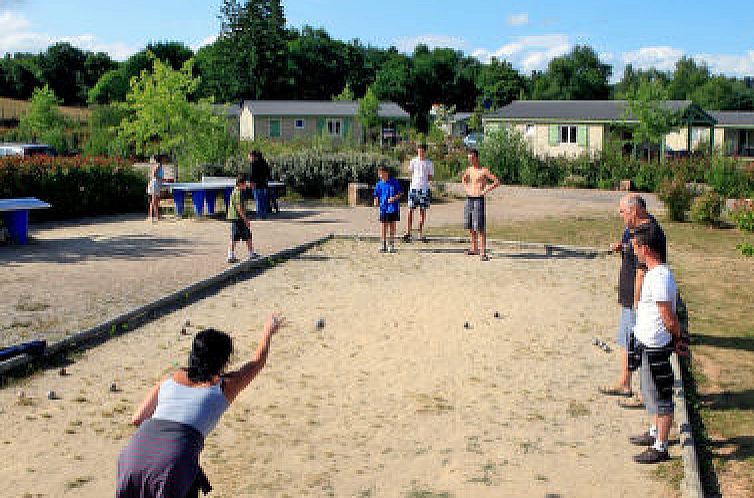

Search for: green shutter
xmin=269 ymin=119 xmax=281 ymax=138
xmin=317 ymin=118 xmax=325 ymax=135
xmin=343 ymin=118 xmax=351 ymax=138
xmin=549 ymin=125 xmax=559 ymax=146
xmin=577 ymin=126 xmax=589 ymax=147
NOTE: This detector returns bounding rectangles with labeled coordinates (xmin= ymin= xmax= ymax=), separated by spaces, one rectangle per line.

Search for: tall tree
xmin=477 ymin=58 xmax=525 ymax=109
xmin=18 ymin=85 xmax=69 ymax=151
xmin=531 ymin=45 xmax=611 ymax=100
xmin=219 ymin=0 xmax=288 ymax=99
xmin=36 ymin=42 xmax=87 ymax=105
xmin=117 ymin=55 xmax=230 ymax=178
xmin=357 ymin=86 xmax=380 ymax=142
xmin=624 ymin=79 xmax=677 ymax=161
xmin=667 ymin=56 xmax=709 ymax=100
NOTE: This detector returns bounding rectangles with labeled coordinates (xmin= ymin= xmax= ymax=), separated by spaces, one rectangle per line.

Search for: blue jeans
xmin=254 ymin=188 xmax=269 ymax=218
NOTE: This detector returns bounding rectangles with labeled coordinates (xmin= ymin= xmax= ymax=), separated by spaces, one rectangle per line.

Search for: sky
xmin=1 ymin=0 xmax=754 ymax=80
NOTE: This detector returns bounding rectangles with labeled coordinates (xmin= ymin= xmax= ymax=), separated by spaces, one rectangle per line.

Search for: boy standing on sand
xmin=403 ymin=142 xmax=434 ymax=242
xmin=461 ymin=149 xmax=500 ymax=261
xmin=373 ymin=165 xmax=402 ymax=253
xmin=226 ymin=176 xmax=258 ymax=263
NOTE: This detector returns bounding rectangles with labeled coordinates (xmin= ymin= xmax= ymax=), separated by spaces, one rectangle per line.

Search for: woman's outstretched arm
xmin=223 ymin=313 xmax=284 ymax=403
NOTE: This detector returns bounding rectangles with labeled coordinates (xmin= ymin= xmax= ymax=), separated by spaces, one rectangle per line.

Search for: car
xmin=463 ymin=132 xmax=483 ymax=148
xmin=0 ymin=143 xmax=58 ymax=158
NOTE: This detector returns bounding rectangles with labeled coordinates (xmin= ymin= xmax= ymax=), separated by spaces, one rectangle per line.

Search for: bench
xmin=0 ymin=197 xmax=51 ymax=245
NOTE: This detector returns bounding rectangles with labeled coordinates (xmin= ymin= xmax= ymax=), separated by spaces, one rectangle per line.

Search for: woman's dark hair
xmin=185 ymin=329 xmax=233 ymax=382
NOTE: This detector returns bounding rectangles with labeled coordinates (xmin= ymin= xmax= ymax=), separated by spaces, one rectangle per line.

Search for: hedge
xmin=0 ymin=155 xmax=146 ymax=221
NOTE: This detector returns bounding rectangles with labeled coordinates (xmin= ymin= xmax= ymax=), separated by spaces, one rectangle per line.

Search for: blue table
xmin=0 ymin=198 xmax=51 ymax=245
xmin=165 ymin=181 xmax=235 ymax=217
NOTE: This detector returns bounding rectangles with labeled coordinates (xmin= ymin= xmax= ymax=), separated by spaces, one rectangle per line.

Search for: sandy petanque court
xmin=0 ymin=238 xmax=670 ymax=497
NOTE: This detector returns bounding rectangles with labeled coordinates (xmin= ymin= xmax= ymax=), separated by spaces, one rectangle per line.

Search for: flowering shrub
xmin=729 ymin=199 xmax=754 ymax=232
xmin=657 ymin=177 xmax=693 ymax=222
xmin=0 ymin=155 xmax=146 ymax=221
xmin=690 ymin=191 xmax=723 ymax=225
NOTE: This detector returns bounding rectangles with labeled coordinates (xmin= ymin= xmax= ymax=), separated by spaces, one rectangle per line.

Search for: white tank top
xmin=152 ymin=378 xmax=229 ymax=437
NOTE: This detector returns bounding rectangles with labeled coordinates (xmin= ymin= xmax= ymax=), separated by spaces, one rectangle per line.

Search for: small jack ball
xmin=315 ymin=318 xmax=325 ymax=330
xmin=464 ymin=321 xmax=470 ymax=329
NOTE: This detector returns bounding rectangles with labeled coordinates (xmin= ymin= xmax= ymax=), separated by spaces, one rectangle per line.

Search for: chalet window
xmin=525 ymin=124 xmax=535 ymax=137
xmin=326 ymin=119 xmax=342 ymax=136
xmin=294 ymin=119 xmax=305 ymax=129
xmin=560 ymin=125 xmax=577 ymax=144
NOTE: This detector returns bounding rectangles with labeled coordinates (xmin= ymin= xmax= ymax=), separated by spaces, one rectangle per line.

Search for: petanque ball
xmin=110 ymin=382 xmax=118 ymax=393
xmin=59 ymin=368 xmax=68 ymax=376
xmin=184 ymin=320 xmax=191 ymax=328
xmin=47 ymin=390 xmax=57 ymax=400
xmin=180 ymin=327 xmax=188 ymax=335
xmin=464 ymin=321 xmax=471 ymax=329
xmin=315 ymin=318 xmax=325 ymax=330
xmin=494 ymin=311 xmax=501 ymax=319
xmin=17 ymin=390 xmax=25 ymax=399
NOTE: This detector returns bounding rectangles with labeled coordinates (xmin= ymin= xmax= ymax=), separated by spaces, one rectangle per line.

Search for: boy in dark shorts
xmin=373 ymin=165 xmax=402 ymax=253
xmin=461 ymin=149 xmax=500 ymax=261
xmin=226 ymin=176 xmax=258 ymax=263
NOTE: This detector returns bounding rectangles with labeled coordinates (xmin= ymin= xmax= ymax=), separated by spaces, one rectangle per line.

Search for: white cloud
xmin=393 ymin=34 xmax=467 ymax=53
xmin=192 ymin=34 xmax=218 ymax=52
xmin=474 ymin=34 xmax=572 ymax=73
xmin=621 ymin=46 xmax=684 ymax=71
xmin=618 ymin=46 xmax=754 ymax=79
xmin=507 ymin=13 xmax=529 ymax=27
xmin=0 ymin=10 xmax=137 ymax=60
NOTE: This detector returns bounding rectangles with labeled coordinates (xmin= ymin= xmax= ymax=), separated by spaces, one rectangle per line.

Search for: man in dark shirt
xmin=600 ymin=194 xmax=666 ymax=406
xmin=248 ymin=150 xmax=270 ymax=218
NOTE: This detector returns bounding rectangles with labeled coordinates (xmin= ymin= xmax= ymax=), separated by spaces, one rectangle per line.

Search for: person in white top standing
xmin=629 ymin=222 xmax=687 ymax=464
xmin=403 ymin=143 xmax=434 ymax=242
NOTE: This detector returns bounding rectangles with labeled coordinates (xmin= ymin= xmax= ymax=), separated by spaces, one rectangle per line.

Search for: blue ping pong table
xmin=0 ymin=197 xmax=51 ymax=245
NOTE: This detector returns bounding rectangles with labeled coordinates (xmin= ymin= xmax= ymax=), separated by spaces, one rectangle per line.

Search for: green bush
xmin=729 ymin=200 xmax=754 ymax=232
xmin=690 ymin=191 xmax=723 ymax=225
xmin=226 ymin=150 xmax=398 ymax=197
xmin=0 ymin=155 xmax=145 ymax=221
xmin=657 ymin=177 xmax=693 ymax=222
xmin=704 ymin=155 xmax=754 ymax=198
xmin=737 ymin=242 xmax=754 ymax=256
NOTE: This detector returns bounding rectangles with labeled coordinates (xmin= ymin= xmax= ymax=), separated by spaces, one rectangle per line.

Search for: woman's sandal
xmin=598 ymin=385 xmax=633 ymax=397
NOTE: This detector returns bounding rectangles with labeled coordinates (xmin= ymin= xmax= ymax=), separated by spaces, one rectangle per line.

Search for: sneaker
xmin=247 ymin=252 xmax=260 ymax=260
xmin=388 ymin=245 xmax=396 ymax=253
xmin=227 ymin=256 xmax=239 ymax=264
xmin=629 ymin=431 xmax=656 ymax=446
xmin=402 ymin=233 xmax=412 ymax=243
xmin=379 ymin=245 xmax=387 ymax=253
xmin=633 ymin=447 xmax=670 ymax=464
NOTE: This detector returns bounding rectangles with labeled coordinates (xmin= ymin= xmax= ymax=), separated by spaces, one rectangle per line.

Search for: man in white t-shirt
xmin=629 ymin=222 xmax=687 ymax=464
xmin=403 ymin=143 xmax=434 ymax=242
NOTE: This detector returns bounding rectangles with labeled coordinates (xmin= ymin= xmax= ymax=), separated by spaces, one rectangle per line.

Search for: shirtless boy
xmin=461 ymin=149 xmax=500 ymax=261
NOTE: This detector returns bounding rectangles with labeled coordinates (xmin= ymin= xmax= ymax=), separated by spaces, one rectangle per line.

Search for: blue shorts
xmin=408 ymin=188 xmax=431 ymax=210
xmin=616 ymin=307 xmax=636 ymax=349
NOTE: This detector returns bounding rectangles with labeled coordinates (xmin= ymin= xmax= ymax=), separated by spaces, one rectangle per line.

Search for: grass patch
xmin=439 ymin=215 xmax=754 ymax=495
xmin=65 ymin=476 xmax=92 ymax=490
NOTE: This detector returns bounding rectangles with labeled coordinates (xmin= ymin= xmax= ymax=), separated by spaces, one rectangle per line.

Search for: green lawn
xmin=436 ymin=216 xmax=754 ymax=496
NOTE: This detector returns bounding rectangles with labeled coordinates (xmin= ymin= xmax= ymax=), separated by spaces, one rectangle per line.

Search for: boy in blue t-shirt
xmin=373 ymin=165 xmax=402 ymax=253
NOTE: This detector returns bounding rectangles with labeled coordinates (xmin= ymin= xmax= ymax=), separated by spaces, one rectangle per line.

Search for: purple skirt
xmin=116 ymin=418 xmax=210 ymax=498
